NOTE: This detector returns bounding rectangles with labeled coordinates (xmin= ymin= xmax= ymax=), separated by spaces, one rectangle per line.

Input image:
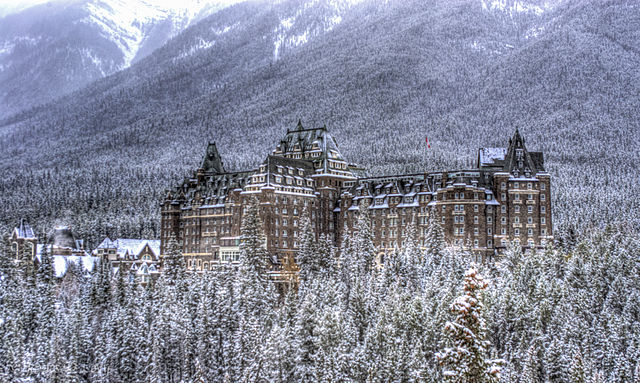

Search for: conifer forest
xmin=1 ymin=0 xmax=640 ymax=382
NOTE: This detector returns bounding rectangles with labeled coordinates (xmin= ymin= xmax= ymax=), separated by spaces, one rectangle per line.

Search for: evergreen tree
xmin=292 ymin=285 xmax=318 ymax=382
xmin=162 ymin=235 xmax=186 ymax=285
xmin=570 ymin=349 xmax=586 ymax=383
xmin=436 ymin=267 xmax=502 ymax=383
xmin=297 ymin=208 xmax=319 ymax=288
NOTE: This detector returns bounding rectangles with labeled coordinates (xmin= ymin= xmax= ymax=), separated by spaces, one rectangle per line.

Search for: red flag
xmin=426 ymin=136 xmax=431 ymax=149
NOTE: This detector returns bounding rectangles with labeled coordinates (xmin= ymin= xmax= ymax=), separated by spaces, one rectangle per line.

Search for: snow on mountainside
xmin=480 ymin=0 xmax=555 ymax=16
xmin=0 ymin=0 xmax=241 ymax=117
xmin=82 ymin=0 xmax=240 ymax=68
xmin=272 ymin=0 xmax=364 ymax=61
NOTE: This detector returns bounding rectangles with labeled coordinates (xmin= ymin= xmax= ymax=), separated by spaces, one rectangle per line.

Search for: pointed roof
xmin=274 ymin=121 xmax=355 ymax=178
xmin=201 ymin=142 xmax=225 ymax=174
xmin=13 ymin=219 xmax=36 ymax=239
xmin=503 ymin=129 xmax=543 ymax=176
xmin=93 ymin=238 xmax=161 ymax=259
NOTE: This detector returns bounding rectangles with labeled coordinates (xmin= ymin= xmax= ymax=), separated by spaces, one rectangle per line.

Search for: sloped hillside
xmin=1 ymin=0 xmax=638 ymax=246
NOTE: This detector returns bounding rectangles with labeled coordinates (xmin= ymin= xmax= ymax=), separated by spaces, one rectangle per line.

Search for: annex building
xmin=160 ymin=122 xmax=552 ymax=272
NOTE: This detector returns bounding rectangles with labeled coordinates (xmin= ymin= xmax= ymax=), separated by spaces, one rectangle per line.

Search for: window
xmin=540 ymin=194 xmax=546 ymax=201
xmin=455 ymin=192 xmax=459 ymax=199
xmin=528 ymin=228 xmax=533 ymax=236
xmin=514 ymin=217 xmax=520 ymax=224
xmin=442 ymin=205 xmax=446 ymax=211
xmin=441 ymin=216 xmax=445 ymax=224
xmin=528 ymin=182 xmax=532 ymax=189
xmin=487 ymin=228 xmax=492 ymax=235
xmin=474 ymin=239 xmax=479 ymax=247
xmin=542 ymin=228 xmax=547 ymax=235
xmin=528 ymin=205 xmax=533 ymax=213
xmin=527 ymin=217 xmax=533 ymax=224
xmin=515 ymin=206 xmax=520 ymax=213
xmin=514 ymin=182 xmax=519 ymax=188
xmin=541 ymin=183 xmax=546 ymax=190
xmin=528 ymin=194 xmax=533 ymax=200
xmin=487 ymin=216 xmax=493 ymax=223
xmin=474 ymin=193 xmax=478 ymax=200
xmin=474 ymin=216 xmax=479 ymax=224
xmin=514 ymin=228 xmax=520 ymax=235
xmin=501 ymin=228 xmax=507 ymax=235
xmin=501 ymin=205 xmax=506 ymax=213
xmin=488 ymin=240 xmax=493 ymax=247
xmin=541 ymin=206 xmax=546 ymax=213
xmin=474 ymin=205 xmax=479 ymax=212
xmin=501 ymin=193 xmax=506 ymax=200
xmin=474 ymin=227 xmax=479 ymax=235
xmin=541 ymin=217 xmax=546 ymax=225
xmin=501 ymin=182 xmax=506 ymax=190
xmin=514 ymin=194 xmax=520 ymax=201
xmin=501 ymin=217 xmax=506 ymax=224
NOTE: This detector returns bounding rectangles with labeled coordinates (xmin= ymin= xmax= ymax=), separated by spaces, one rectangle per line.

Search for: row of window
xmin=500 ymin=181 xmax=547 ymax=191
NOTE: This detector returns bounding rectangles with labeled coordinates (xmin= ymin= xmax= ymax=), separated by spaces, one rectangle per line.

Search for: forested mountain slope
xmin=1 ymin=0 xmax=638 ymax=247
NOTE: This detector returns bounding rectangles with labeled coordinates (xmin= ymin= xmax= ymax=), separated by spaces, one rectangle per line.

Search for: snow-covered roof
xmin=93 ymin=238 xmax=161 ymax=259
xmin=478 ymin=147 xmax=506 ymax=167
xmin=13 ymin=219 xmax=36 ymax=239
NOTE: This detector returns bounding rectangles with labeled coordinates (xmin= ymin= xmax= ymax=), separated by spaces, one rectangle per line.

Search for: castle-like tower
xmin=160 ymin=123 xmax=552 ymax=272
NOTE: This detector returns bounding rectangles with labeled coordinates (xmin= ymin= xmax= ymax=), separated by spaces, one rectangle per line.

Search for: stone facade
xmin=160 ymin=123 xmax=552 ymax=271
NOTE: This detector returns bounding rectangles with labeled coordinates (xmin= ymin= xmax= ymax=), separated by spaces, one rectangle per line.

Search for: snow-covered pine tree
xmin=353 ymin=203 xmax=376 ymax=275
xmin=521 ymin=343 xmax=541 ymax=383
xmin=436 ymin=267 xmax=502 ymax=383
xmin=292 ymin=283 xmax=319 ymax=382
xmin=425 ymin=217 xmax=446 ymax=264
xmin=545 ymin=337 xmax=568 ymax=383
xmin=162 ymin=235 xmax=186 ymax=286
xmin=569 ymin=348 xmax=586 ymax=383
xmin=233 ymin=198 xmax=275 ymax=381
xmin=296 ymin=208 xmax=318 ymax=289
